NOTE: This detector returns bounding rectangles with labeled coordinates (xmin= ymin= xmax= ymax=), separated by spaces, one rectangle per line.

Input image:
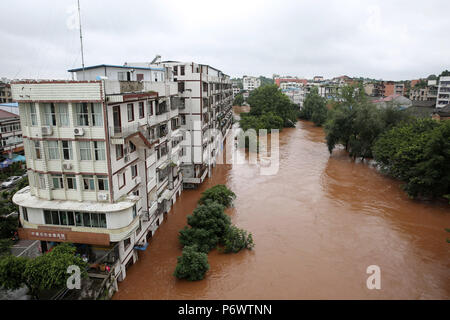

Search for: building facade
xmin=436 ymin=76 xmax=450 ymax=108
xmin=0 ymin=109 xmax=23 ymax=156
xmin=11 ymin=63 xmax=184 ymax=282
xmin=0 ymin=82 xmax=13 ymax=103
xmin=159 ymin=61 xmax=233 ymax=188
xmin=242 ymin=76 xmax=261 ymax=91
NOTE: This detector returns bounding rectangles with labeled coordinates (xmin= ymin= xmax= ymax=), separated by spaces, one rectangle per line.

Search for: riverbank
xmin=113 ymin=117 xmax=449 ymax=300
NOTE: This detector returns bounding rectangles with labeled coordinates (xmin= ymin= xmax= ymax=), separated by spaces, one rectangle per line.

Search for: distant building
xmin=0 ymin=82 xmax=13 ymax=103
xmin=409 ymin=80 xmax=438 ymax=102
xmin=313 ymin=76 xmax=324 ymax=82
xmin=242 ymin=76 xmax=261 ymax=91
xmin=436 ymin=76 xmax=450 ymax=108
xmin=0 ymin=109 xmax=23 ymax=156
xmin=274 ymin=76 xmax=307 ymax=88
xmin=372 ymin=94 xmax=412 ymax=109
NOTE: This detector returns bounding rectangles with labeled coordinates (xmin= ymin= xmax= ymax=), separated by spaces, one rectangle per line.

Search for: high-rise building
xmin=436 ymin=76 xmax=450 ymax=108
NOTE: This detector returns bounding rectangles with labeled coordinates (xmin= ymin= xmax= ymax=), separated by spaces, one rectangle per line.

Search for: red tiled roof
xmin=0 ymin=109 xmax=19 ymax=119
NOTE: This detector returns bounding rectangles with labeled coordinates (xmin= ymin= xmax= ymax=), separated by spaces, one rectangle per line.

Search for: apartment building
xmin=242 ymin=76 xmax=261 ymax=91
xmin=159 ymin=61 xmax=233 ymax=189
xmin=0 ymin=109 xmax=23 ymax=156
xmin=274 ymin=76 xmax=307 ymax=88
xmin=0 ymin=82 xmax=13 ymax=103
xmin=11 ymin=63 xmax=183 ymax=282
xmin=409 ymin=80 xmax=438 ymax=102
xmin=436 ymin=76 xmax=450 ymax=108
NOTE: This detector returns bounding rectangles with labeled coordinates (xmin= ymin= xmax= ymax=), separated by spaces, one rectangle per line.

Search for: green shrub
xmin=178 ymin=227 xmax=218 ymax=253
xmin=222 ymin=226 xmax=255 ymax=253
xmin=173 ymin=245 xmax=210 ymax=281
xmin=198 ymin=185 xmax=236 ymax=208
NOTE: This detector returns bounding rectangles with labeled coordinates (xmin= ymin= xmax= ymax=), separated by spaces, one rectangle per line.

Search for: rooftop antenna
xmin=78 ymin=0 xmax=86 ymax=80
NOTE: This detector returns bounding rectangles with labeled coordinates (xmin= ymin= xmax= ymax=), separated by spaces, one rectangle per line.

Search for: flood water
xmin=113 ymin=107 xmax=450 ymax=300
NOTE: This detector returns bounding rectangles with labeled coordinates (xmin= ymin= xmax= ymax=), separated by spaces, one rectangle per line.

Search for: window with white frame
xmin=91 ymin=103 xmax=103 ymax=127
xmin=94 ymin=141 xmax=106 ymax=160
xmin=66 ymin=175 xmax=77 ymax=190
xmin=43 ymin=103 xmax=56 ymax=126
xmin=47 ymin=141 xmax=59 ymax=160
xmin=58 ymin=104 xmax=69 ymax=127
xmin=79 ymin=141 xmax=92 ymax=160
xmin=38 ymin=173 xmax=46 ymax=189
xmin=34 ymin=141 xmax=42 ymax=160
xmin=29 ymin=103 xmax=37 ymax=126
xmin=83 ymin=175 xmax=95 ymax=191
xmin=97 ymin=176 xmax=109 ymax=191
xmin=76 ymin=103 xmax=90 ymax=126
xmin=51 ymin=174 xmax=64 ymax=189
xmin=62 ymin=141 xmax=73 ymax=160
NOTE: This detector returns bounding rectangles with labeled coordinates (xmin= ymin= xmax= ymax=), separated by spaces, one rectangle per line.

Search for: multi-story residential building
xmin=157 ymin=61 xmax=233 ymax=189
xmin=232 ymin=85 xmax=241 ymax=97
xmin=282 ymin=87 xmax=305 ymax=108
xmin=0 ymin=82 xmax=13 ymax=103
xmin=313 ymin=76 xmax=324 ymax=82
xmin=0 ymin=109 xmax=23 ymax=156
xmin=242 ymin=76 xmax=261 ymax=91
xmin=394 ymin=83 xmax=405 ymax=96
xmin=11 ymin=62 xmax=184 ymax=282
xmin=436 ymin=76 xmax=450 ymax=108
xmin=409 ymin=80 xmax=438 ymax=102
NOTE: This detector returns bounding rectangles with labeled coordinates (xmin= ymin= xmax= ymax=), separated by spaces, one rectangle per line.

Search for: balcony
xmin=109 ymin=123 xmax=155 ymax=149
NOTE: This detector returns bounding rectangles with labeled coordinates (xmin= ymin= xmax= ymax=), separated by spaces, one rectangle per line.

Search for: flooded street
xmin=114 ymin=108 xmax=449 ymax=300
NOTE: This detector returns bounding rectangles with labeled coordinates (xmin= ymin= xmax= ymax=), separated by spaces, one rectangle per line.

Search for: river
xmin=113 ymin=107 xmax=449 ymax=300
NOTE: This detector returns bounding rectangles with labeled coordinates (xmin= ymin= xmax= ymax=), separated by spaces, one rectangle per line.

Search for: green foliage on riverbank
xmin=242 ymin=85 xmax=298 ymax=129
xmin=174 ymin=185 xmax=254 ymax=281
xmin=299 ymin=87 xmax=328 ymax=126
xmin=0 ymin=243 xmax=88 ymax=299
xmin=233 ymin=94 xmax=244 ymax=106
xmin=373 ymin=119 xmax=450 ymax=199
xmin=324 ymin=85 xmax=411 ymax=159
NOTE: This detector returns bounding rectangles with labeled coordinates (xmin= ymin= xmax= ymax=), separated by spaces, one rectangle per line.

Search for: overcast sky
xmin=1 ymin=0 xmax=449 ymax=81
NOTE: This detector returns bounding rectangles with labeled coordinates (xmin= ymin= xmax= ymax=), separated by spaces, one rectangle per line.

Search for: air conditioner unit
xmin=74 ymin=128 xmax=85 ymax=136
xmin=41 ymin=126 xmax=53 ymax=136
xmin=62 ymin=163 xmax=72 ymax=170
xmin=135 ymin=176 xmax=141 ymax=185
xmin=98 ymin=193 xmax=109 ymax=201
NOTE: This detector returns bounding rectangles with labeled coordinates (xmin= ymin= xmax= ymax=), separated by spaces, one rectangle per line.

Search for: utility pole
xmin=77 ymin=0 xmax=86 ymax=80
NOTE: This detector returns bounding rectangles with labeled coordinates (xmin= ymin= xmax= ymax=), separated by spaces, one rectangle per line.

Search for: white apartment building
xmin=158 ymin=61 xmax=233 ymax=189
xmin=11 ymin=63 xmax=183 ymax=282
xmin=0 ymin=109 xmax=23 ymax=156
xmin=242 ymin=76 xmax=261 ymax=91
xmin=436 ymin=76 xmax=450 ymax=107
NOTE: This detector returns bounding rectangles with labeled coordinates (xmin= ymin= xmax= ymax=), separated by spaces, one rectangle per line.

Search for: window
xmin=132 ymin=205 xmax=137 ymax=219
xmin=67 ymin=211 xmax=75 ymax=226
xmin=136 ymin=220 xmax=142 ymax=236
xmin=62 ymin=141 xmax=73 ymax=160
xmin=58 ymin=104 xmax=69 ymax=127
xmin=116 ymin=144 xmax=124 ymax=160
xmin=34 ymin=141 xmax=42 ymax=160
xmin=79 ymin=141 xmax=92 ymax=161
xmin=91 ymin=103 xmax=103 ymax=127
xmin=94 ymin=141 xmax=106 ymax=160
xmin=30 ymin=103 xmax=37 ymax=126
xmin=139 ymin=102 xmax=145 ymax=119
xmin=38 ymin=174 xmax=46 ymax=189
xmin=83 ymin=175 xmax=95 ymax=191
xmin=47 ymin=141 xmax=59 ymax=160
xmin=66 ymin=175 xmax=77 ymax=190
xmin=22 ymin=207 xmax=28 ymax=222
xmin=76 ymin=103 xmax=89 ymax=126
xmin=118 ymin=172 xmax=125 ymax=189
xmin=59 ymin=211 xmax=68 ymax=226
xmin=124 ymin=238 xmax=131 ymax=250
xmin=43 ymin=103 xmax=56 ymax=126
xmin=148 ymin=101 xmax=154 ymax=116
xmin=44 ymin=210 xmax=52 ymax=224
xmin=131 ymin=164 xmax=137 ymax=178
xmin=75 ymin=212 xmax=83 ymax=226
xmin=180 ymin=66 xmax=185 ymax=76
xmin=99 ymin=214 xmax=107 ymax=228
xmin=173 ymin=66 xmax=178 ymax=75
xmin=83 ymin=212 xmax=91 ymax=227
xmin=129 ymin=141 xmax=136 ymax=153
xmin=52 ymin=211 xmax=60 ymax=225
xmin=52 ymin=175 xmax=64 ymax=189
xmin=91 ymin=213 xmax=100 ymax=228
xmin=98 ymin=176 xmax=109 ymax=191
xmin=127 ymin=103 xmax=134 ymax=122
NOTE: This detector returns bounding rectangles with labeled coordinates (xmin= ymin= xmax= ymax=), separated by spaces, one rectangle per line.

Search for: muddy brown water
xmin=113 ymin=107 xmax=449 ymax=300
